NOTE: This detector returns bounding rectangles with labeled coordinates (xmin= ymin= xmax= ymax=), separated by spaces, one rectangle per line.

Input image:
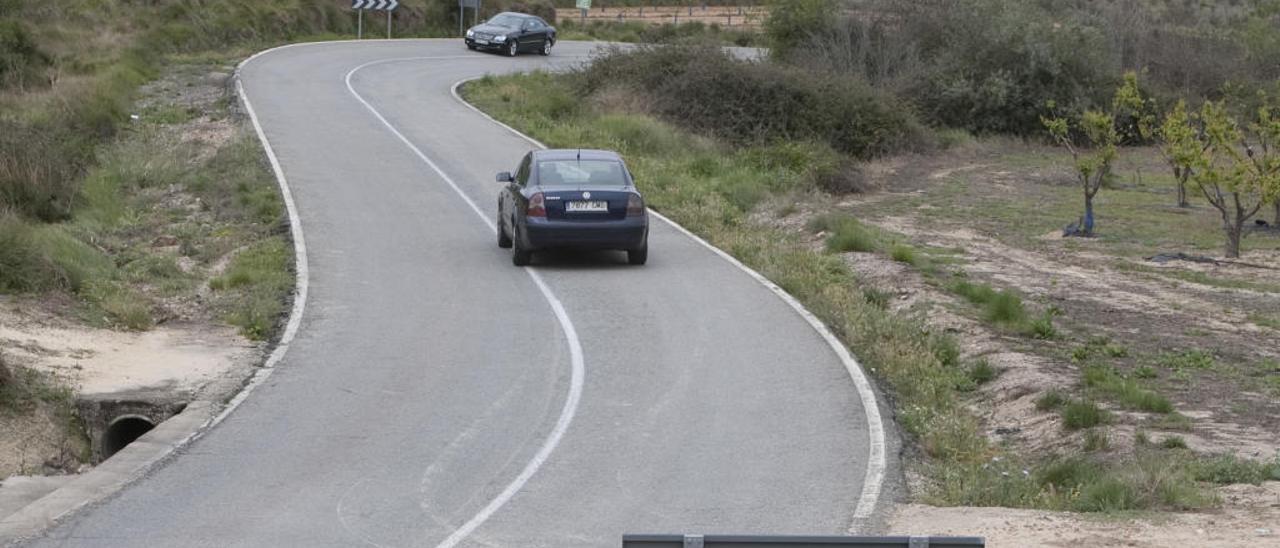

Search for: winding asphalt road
xmin=26 ymin=40 xmax=893 ymax=547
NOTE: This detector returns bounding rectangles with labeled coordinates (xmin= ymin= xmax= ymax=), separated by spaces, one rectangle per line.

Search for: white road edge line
xmin=343 ymin=57 xmax=586 ymax=548
xmin=207 ymin=76 xmax=311 ymax=432
xmin=448 ymin=76 xmax=888 ymax=525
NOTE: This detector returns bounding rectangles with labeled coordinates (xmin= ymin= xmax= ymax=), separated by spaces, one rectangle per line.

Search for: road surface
xmin=26 ymin=40 xmax=892 ymax=547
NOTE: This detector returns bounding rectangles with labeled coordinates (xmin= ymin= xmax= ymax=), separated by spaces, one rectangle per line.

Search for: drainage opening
xmin=102 ymin=415 xmax=156 ymax=458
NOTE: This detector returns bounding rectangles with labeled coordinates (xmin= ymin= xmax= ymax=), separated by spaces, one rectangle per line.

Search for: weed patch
xmin=1082 ymin=364 xmax=1173 ymax=414
xmin=211 ymin=237 xmax=292 ymax=340
xmin=1036 ymin=389 xmax=1068 ymax=411
xmin=1062 ymin=399 xmax=1109 ymax=429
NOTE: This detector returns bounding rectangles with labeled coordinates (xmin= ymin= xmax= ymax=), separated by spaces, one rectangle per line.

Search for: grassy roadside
xmin=461 ymin=68 xmax=1280 ymax=512
xmin=1 ymin=62 xmax=292 ymax=338
xmin=0 ymin=52 xmax=294 ymax=476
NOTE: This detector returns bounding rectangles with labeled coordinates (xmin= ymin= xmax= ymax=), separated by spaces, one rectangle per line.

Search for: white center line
xmin=344 ymin=56 xmax=585 ymax=548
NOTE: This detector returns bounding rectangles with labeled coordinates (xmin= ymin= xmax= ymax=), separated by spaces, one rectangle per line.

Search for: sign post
xmin=459 ymin=0 xmax=480 ymax=36
xmin=352 ymin=0 xmax=399 ymax=39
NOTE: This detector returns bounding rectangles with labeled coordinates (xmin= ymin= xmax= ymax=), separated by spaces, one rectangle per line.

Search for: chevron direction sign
xmin=352 ymin=0 xmax=399 ymax=10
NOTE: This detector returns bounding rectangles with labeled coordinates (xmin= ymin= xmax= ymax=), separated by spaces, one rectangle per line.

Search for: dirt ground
xmin=890 ymin=481 xmax=1280 ymax=547
xmin=0 ymin=300 xmax=256 ymax=398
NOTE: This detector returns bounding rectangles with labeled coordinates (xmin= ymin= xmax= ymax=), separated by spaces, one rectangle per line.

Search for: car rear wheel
xmin=512 ymin=234 xmax=532 ymax=266
xmin=506 ymin=40 xmax=518 ymax=57
xmin=540 ymin=38 xmax=552 ymax=56
xmin=497 ymin=221 xmax=512 ymax=248
xmin=627 ymin=244 xmax=647 ymax=266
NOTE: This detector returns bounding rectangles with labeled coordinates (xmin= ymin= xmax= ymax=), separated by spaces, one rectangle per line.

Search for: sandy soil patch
xmin=890 ymin=482 xmax=1280 ymax=547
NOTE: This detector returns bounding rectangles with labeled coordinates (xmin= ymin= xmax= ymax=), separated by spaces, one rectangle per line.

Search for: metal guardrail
xmin=622 ymin=535 xmax=985 ymax=548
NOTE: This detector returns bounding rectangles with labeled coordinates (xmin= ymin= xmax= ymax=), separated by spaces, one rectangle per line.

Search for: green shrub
xmin=83 ymin=280 xmax=153 ymax=330
xmin=862 ymin=287 xmax=890 ymax=310
xmin=967 ymin=359 xmax=998 ymax=385
xmin=1062 ymin=399 xmax=1109 ymax=429
xmin=0 ymin=18 xmax=50 ymax=89
xmin=575 ymin=45 xmax=929 ymax=159
xmin=826 ymin=220 xmax=878 ymax=253
xmin=1159 ymin=349 xmax=1216 ymax=371
xmin=890 ymin=244 xmax=917 ymax=264
xmin=1028 ymin=311 xmax=1057 ymax=339
xmin=1083 ymin=428 xmax=1109 ymax=451
xmin=1160 ymin=436 xmax=1188 ymax=449
xmin=985 ymin=291 xmax=1026 ymax=325
xmin=1035 ymin=389 xmax=1067 ymax=411
xmin=1193 ymin=454 xmax=1280 ymax=484
xmin=0 ymin=214 xmax=56 ymax=292
xmin=1075 ymin=477 xmax=1139 ymax=512
xmin=950 ymin=279 xmax=998 ymax=304
xmin=1083 ymin=364 xmax=1173 ymax=414
xmin=212 ymin=237 xmax=292 ymax=340
xmin=764 ymin=0 xmax=837 ymax=55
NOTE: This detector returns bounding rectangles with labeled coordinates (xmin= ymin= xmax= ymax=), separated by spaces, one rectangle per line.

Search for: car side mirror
xmin=496 ymin=171 xmax=513 ymax=183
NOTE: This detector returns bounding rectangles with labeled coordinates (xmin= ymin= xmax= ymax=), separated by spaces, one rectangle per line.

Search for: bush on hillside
xmin=576 ymin=45 xmax=929 ymax=158
xmin=0 ymin=18 xmax=49 ymax=89
xmin=773 ymin=0 xmax=1280 ymax=135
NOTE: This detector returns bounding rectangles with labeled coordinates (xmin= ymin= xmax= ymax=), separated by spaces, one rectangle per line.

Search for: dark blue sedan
xmin=496 ymin=149 xmax=649 ymax=266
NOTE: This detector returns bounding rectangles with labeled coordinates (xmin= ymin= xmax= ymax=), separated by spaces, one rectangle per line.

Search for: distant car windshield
xmin=538 ymin=160 xmax=627 ymax=188
xmin=487 ymin=14 xmax=523 ymax=28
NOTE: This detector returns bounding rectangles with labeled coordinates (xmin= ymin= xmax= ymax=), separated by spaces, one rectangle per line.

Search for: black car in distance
xmin=465 ymin=12 xmax=556 ymax=56
xmin=497 ymin=149 xmax=649 ymax=266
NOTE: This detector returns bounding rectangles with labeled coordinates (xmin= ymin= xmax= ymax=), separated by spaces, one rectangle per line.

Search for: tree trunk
xmin=1274 ymin=200 xmax=1279 ymax=226
xmin=1175 ymin=168 xmax=1190 ymax=208
xmin=1082 ymin=193 xmax=1096 ymax=236
xmin=1225 ymin=221 xmax=1242 ymax=258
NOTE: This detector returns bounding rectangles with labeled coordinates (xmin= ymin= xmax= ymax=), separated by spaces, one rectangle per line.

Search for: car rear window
xmin=537 ymin=160 xmax=627 ymax=188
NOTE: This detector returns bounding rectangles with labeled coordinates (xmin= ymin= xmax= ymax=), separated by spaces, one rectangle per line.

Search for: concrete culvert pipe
xmin=102 ymin=415 xmax=156 ymax=458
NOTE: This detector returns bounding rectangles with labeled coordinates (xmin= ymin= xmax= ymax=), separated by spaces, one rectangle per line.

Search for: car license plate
xmin=476 ymin=39 xmax=489 ymax=45
xmin=566 ymin=200 xmax=608 ymax=212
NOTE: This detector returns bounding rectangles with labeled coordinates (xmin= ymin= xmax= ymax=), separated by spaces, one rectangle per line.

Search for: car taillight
xmin=626 ymin=194 xmax=645 ymax=217
xmin=527 ymin=192 xmax=546 ymax=218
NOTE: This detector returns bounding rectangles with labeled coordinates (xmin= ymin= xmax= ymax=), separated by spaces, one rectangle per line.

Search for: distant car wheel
xmin=497 ymin=221 xmax=512 ymax=249
xmin=512 ymin=233 xmax=532 ymax=266
xmin=627 ymin=244 xmax=647 ymax=266
xmin=541 ymin=38 xmax=552 ymax=56
xmin=506 ymin=39 xmax=518 ymax=57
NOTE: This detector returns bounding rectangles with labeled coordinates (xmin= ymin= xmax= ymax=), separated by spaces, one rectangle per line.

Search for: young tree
xmin=1163 ymin=100 xmax=1280 ymax=258
xmin=1157 ymin=100 xmax=1203 ymax=208
xmin=1042 ymin=74 xmax=1143 ymax=236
